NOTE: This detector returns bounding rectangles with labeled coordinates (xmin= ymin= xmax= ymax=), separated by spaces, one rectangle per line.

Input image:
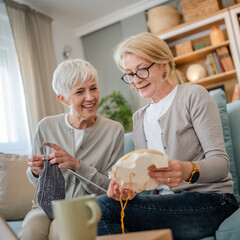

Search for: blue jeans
xmin=97 ymin=192 xmax=239 ymax=240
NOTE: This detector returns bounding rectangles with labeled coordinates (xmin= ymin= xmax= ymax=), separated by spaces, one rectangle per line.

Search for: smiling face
xmin=58 ymin=79 xmax=99 ymax=129
xmin=122 ymin=53 xmax=169 ymax=103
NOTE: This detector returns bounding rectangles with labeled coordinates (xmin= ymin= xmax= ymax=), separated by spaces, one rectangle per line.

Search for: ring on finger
xmin=167 ymin=177 xmax=170 ymax=183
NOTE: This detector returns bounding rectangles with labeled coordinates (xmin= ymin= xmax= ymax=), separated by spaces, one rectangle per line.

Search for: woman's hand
xmin=43 ymin=142 xmax=80 ymax=171
xmin=107 ymin=179 xmax=136 ymax=201
xmin=28 ymin=155 xmax=44 ymax=177
xmin=148 ymin=160 xmax=195 ymax=187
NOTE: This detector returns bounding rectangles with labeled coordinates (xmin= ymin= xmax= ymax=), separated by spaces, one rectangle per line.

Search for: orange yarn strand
xmin=119 ymin=172 xmax=134 ymax=234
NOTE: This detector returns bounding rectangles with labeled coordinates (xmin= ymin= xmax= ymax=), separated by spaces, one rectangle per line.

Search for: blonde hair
xmin=52 ymin=59 xmax=98 ymax=98
xmin=114 ymin=32 xmax=176 ymax=83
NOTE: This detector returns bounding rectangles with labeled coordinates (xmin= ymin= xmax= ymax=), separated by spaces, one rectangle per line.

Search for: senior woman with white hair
xmin=19 ymin=59 xmax=124 ymax=240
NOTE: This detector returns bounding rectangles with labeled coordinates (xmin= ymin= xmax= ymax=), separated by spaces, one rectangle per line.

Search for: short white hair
xmin=52 ymin=59 xmax=98 ymax=98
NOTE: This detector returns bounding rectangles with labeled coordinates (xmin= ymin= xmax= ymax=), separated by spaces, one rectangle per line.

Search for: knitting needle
xmin=67 ymin=169 xmax=107 ymax=193
xmin=44 ymin=142 xmax=107 ymax=193
xmin=45 ymin=143 xmax=50 ymax=160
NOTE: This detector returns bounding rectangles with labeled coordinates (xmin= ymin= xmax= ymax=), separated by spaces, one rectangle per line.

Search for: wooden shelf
xmin=157 ymin=5 xmax=240 ymax=102
xmin=157 ymin=8 xmax=228 ymax=40
xmin=184 ymin=69 xmax=236 ymax=87
xmin=174 ymin=40 xmax=230 ymax=65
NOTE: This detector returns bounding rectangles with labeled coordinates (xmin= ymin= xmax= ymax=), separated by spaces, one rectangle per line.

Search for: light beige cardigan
xmin=132 ymin=84 xmax=234 ymax=194
xmin=27 ymin=114 xmax=124 ymax=198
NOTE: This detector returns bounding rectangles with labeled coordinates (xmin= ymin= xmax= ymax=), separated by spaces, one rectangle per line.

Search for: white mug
xmin=52 ymin=194 xmax=101 ymax=240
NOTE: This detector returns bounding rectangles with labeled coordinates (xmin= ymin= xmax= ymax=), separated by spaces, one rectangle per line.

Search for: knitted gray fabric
xmin=37 ymin=160 xmax=65 ymax=220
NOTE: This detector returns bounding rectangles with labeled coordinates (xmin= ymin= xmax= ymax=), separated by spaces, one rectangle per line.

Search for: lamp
xmin=62 ymin=45 xmax=72 ymax=59
xmin=186 ymin=64 xmax=206 ymax=82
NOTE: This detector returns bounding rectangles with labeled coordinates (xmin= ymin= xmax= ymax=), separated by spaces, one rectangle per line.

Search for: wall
xmin=82 ymin=12 xmax=150 ymax=114
xmin=52 ymin=21 xmax=84 ymax=64
xmin=52 ymin=22 xmax=85 ymax=113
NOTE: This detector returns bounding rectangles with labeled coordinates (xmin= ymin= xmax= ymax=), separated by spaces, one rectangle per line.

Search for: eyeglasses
xmin=121 ymin=62 xmax=155 ymax=84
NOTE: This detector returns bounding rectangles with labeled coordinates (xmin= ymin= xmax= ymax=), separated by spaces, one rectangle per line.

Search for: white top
xmin=65 ymin=115 xmax=84 ymax=155
xmin=144 ymin=86 xmax=178 ymax=153
xmin=143 ymin=86 xmax=178 ymax=195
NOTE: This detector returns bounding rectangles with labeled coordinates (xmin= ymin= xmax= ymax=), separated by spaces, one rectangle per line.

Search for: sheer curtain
xmin=0 ymin=1 xmax=31 ymax=155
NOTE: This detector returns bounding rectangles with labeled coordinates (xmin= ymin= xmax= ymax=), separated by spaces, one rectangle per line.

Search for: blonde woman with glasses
xmin=97 ymin=32 xmax=239 ymax=240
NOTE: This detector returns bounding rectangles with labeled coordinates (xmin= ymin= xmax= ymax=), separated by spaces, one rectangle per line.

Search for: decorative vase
xmin=210 ymin=26 xmax=225 ymax=45
xmin=147 ymin=5 xmax=181 ymax=34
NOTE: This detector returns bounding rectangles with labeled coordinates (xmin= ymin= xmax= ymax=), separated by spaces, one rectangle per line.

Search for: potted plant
xmin=98 ymin=91 xmax=133 ymax=132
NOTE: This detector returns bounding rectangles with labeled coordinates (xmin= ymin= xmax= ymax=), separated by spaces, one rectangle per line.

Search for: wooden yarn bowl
xmin=147 ymin=5 xmax=181 ymax=34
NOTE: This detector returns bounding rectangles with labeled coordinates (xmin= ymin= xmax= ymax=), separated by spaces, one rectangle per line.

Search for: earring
xmin=163 ymin=72 xmax=167 ymax=79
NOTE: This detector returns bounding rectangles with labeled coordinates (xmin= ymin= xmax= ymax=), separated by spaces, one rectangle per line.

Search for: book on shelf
xmin=216 ymin=46 xmax=234 ymax=72
xmin=216 ymin=48 xmax=228 ymax=71
xmin=212 ymin=51 xmax=223 ymax=73
xmin=205 ymin=54 xmax=215 ymax=76
xmin=209 ymin=53 xmax=219 ymax=74
xmin=213 ymin=51 xmax=225 ymax=73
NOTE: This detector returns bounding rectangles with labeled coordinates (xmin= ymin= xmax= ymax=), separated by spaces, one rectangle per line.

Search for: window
xmin=0 ymin=2 xmax=31 ymax=155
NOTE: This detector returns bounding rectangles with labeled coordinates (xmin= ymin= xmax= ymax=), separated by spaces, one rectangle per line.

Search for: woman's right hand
xmin=107 ymin=179 xmax=136 ymax=201
xmin=28 ymin=155 xmax=44 ymax=177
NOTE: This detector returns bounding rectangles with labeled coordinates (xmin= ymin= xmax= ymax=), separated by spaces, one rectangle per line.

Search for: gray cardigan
xmin=27 ymin=114 xmax=124 ymax=198
xmin=132 ymin=85 xmax=234 ymax=194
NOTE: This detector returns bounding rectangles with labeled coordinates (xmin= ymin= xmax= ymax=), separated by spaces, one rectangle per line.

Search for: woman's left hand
xmin=43 ymin=142 xmax=80 ymax=171
xmin=107 ymin=179 xmax=136 ymax=201
xmin=148 ymin=160 xmax=192 ymax=187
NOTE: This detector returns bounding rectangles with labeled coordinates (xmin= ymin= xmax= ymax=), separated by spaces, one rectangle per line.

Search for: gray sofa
xmin=1 ymin=89 xmax=240 ymax=239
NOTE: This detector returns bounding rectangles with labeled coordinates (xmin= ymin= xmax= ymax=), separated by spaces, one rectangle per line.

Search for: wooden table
xmin=96 ymin=229 xmax=172 ymax=240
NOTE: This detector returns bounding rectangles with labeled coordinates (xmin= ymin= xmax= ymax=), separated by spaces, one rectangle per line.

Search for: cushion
xmin=124 ymin=132 xmax=135 ymax=155
xmin=7 ymin=220 xmax=23 ymax=237
xmin=0 ymin=153 xmax=35 ymax=220
xmin=200 ymin=237 xmax=215 ymax=240
xmin=215 ymin=208 xmax=240 ymax=240
xmin=227 ymin=101 xmax=240 ymax=201
xmin=209 ymin=89 xmax=240 ymax=204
